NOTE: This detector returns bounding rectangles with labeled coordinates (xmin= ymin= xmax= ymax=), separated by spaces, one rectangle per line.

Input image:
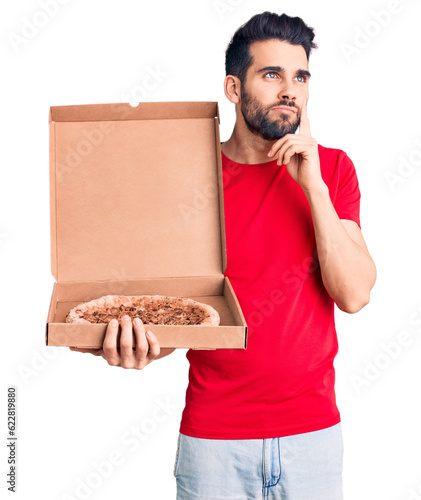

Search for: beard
xmin=240 ymin=85 xmax=301 ymax=141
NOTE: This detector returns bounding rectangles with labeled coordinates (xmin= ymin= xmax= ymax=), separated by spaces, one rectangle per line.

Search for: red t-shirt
xmin=179 ymin=144 xmax=361 ymax=439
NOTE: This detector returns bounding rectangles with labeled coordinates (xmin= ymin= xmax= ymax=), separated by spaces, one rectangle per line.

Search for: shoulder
xmin=317 ymin=143 xmax=350 ymax=164
xmin=317 ymin=143 xmax=357 ymax=178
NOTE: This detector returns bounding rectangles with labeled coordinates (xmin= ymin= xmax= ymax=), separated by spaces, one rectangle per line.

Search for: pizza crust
xmin=65 ymin=294 xmax=220 ymax=326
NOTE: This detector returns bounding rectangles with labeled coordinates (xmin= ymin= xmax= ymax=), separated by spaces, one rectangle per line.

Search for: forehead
xmin=248 ymin=39 xmax=308 ymax=72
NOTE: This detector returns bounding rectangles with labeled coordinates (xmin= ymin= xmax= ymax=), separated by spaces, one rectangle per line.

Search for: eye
xmin=296 ymin=75 xmax=307 ymax=83
xmin=264 ymin=72 xmax=279 ymax=79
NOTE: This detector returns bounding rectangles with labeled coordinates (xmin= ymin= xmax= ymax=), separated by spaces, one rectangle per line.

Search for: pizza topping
xmin=66 ymin=295 xmax=220 ymax=326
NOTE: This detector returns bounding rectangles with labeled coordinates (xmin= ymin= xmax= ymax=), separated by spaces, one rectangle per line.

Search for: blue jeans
xmin=173 ymin=423 xmax=343 ymax=499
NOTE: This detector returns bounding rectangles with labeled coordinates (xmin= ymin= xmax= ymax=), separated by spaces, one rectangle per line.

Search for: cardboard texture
xmin=46 ymin=101 xmax=247 ymax=349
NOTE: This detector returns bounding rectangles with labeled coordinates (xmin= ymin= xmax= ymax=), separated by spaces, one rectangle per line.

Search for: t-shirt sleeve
xmin=333 ymin=152 xmax=361 ymax=229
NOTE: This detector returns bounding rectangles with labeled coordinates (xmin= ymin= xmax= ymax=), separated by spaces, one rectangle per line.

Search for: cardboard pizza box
xmin=45 ymin=101 xmax=248 ymax=349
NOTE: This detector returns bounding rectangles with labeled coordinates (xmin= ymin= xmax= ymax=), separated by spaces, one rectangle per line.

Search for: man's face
xmin=239 ymin=39 xmax=310 ymax=141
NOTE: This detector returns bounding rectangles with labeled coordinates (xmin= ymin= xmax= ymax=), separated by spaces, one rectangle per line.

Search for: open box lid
xmin=49 ymin=101 xmax=227 ymax=283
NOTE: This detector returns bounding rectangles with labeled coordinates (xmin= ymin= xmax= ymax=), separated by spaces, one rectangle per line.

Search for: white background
xmin=1 ymin=0 xmax=421 ymax=499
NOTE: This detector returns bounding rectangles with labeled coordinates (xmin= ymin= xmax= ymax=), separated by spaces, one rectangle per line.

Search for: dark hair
xmin=225 ymin=11 xmax=317 ymax=84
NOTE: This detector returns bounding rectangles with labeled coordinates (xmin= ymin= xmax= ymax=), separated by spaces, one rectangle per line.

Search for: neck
xmin=220 ymin=121 xmax=278 ymax=165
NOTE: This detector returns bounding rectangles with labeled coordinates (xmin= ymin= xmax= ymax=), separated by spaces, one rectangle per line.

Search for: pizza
xmin=65 ymin=294 xmax=220 ymax=326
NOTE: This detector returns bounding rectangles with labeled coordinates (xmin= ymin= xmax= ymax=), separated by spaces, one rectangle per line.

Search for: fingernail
xmin=146 ymin=331 xmax=153 ymax=338
xmin=134 ymin=318 xmax=141 ymax=325
xmin=110 ymin=319 xmax=118 ymax=327
xmin=123 ymin=315 xmax=130 ymax=321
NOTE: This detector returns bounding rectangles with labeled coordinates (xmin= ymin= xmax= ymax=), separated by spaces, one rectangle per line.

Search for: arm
xmin=155 ymin=348 xmax=176 ymax=360
xmin=267 ymin=99 xmax=376 ymax=313
xmin=304 ymin=185 xmax=376 ymax=313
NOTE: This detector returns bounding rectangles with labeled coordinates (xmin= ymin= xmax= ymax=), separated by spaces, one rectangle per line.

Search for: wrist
xmin=302 ymin=180 xmax=329 ymax=200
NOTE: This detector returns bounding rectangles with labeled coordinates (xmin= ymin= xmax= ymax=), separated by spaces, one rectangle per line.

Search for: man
xmin=71 ymin=11 xmax=377 ymax=500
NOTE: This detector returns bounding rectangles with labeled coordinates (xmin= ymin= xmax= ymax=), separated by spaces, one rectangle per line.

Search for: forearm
xmin=154 ymin=347 xmax=176 ymax=360
xmin=304 ymin=183 xmax=376 ymax=313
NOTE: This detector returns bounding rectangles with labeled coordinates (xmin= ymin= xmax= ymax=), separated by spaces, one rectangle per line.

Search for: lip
xmin=272 ymin=106 xmax=296 ymax=115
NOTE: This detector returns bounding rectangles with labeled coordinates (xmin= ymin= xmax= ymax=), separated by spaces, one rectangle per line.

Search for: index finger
xmin=299 ymin=99 xmax=311 ymax=137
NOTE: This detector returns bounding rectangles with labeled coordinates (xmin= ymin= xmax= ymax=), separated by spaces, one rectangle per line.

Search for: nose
xmin=277 ymin=79 xmax=297 ymax=103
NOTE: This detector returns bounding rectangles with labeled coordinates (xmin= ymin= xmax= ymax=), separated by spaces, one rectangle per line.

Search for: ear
xmin=223 ymin=75 xmax=241 ymax=105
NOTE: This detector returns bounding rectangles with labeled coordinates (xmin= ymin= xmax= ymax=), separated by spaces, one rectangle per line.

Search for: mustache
xmin=271 ymin=100 xmax=297 ymax=110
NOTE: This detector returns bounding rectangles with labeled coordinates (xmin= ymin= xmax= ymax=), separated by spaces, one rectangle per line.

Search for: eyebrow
xmin=255 ymin=65 xmax=311 ymax=78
